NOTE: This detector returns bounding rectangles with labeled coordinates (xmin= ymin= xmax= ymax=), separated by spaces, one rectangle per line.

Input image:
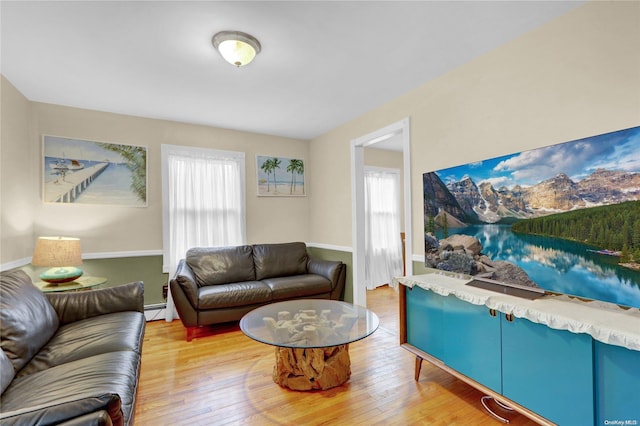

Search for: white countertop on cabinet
xmin=393 ymin=270 xmax=640 ymax=351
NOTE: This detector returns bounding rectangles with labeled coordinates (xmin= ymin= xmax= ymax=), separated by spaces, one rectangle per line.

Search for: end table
xmin=35 ymin=276 xmax=107 ymax=292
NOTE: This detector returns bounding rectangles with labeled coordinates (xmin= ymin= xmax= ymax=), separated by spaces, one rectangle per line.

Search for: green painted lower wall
xmin=81 ymin=256 xmax=168 ymax=304
xmin=20 ymin=255 xmax=168 ymax=306
xmin=411 ymin=259 xmax=429 ymax=275
xmin=16 ymin=247 xmax=417 ymax=307
xmin=306 ymin=248 xmax=430 ymax=304
xmin=306 ymin=246 xmax=353 ymax=303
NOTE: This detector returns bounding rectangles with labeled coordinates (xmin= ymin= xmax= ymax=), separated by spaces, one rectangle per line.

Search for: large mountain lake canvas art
xmin=423 ymin=126 xmax=640 ymax=308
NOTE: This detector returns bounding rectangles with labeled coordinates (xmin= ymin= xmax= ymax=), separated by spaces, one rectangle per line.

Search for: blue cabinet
xmin=406 ymin=286 xmax=502 ymax=392
xmin=406 ymin=285 xmax=446 ymax=361
xmin=441 ymin=295 xmax=502 ymax=393
xmin=404 ymin=284 xmax=602 ymax=425
xmin=502 ymin=315 xmax=594 ymax=426
xmin=594 ymin=341 xmax=640 ymax=423
xmin=401 ymin=279 xmax=640 ymax=426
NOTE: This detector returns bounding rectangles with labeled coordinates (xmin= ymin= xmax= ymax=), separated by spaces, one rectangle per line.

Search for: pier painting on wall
xmin=423 ymin=126 xmax=640 ymax=309
xmin=256 ymin=155 xmax=306 ymax=196
xmin=43 ymin=136 xmax=147 ymax=206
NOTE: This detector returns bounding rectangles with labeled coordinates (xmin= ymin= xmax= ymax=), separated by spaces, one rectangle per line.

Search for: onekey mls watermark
xmin=603 ymin=420 xmax=638 ymax=425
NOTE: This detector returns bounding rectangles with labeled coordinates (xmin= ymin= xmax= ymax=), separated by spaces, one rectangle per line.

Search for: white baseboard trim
xmin=306 ymin=242 xmax=352 ymax=252
xmin=305 ymin=242 xmax=422 ymax=264
xmin=0 ymin=257 xmax=32 ymax=272
xmin=83 ymin=250 xmax=163 ymax=260
xmin=144 ymin=303 xmax=167 ymax=322
xmin=1 ymin=250 xmax=163 ymax=272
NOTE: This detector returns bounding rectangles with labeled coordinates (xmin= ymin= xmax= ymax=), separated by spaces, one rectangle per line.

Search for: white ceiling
xmin=1 ymin=1 xmax=582 ymax=142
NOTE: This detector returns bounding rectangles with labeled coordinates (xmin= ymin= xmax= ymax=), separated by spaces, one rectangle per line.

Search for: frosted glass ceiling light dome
xmin=212 ymin=30 xmax=261 ymax=67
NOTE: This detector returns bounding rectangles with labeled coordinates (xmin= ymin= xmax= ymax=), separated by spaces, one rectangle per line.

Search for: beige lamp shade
xmin=32 ymin=237 xmax=83 ymax=284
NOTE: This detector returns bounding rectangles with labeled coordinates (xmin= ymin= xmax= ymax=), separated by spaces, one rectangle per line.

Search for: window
xmin=364 ymin=167 xmax=403 ymax=289
xmin=162 ymin=144 xmax=245 ymax=320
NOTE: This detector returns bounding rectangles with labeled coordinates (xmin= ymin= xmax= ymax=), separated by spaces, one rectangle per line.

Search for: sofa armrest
xmin=170 ymin=259 xmax=199 ymax=307
xmin=55 ymin=410 xmax=114 ymax=426
xmin=308 ymin=258 xmax=346 ymax=300
xmin=169 ymin=259 xmax=200 ymax=329
xmin=46 ymin=281 xmax=144 ymax=325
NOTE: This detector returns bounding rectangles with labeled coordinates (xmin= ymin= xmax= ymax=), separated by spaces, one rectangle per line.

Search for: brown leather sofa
xmin=170 ymin=242 xmax=346 ymax=341
xmin=0 ymin=270 xmax=145 ymax=426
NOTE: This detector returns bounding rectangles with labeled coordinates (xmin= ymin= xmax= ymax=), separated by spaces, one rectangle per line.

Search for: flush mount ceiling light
xmin=212 ymin=30 xmax=261 ymax=67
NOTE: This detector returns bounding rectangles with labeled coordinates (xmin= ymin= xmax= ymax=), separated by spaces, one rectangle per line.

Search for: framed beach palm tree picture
xmin=256 ymin=155 xmax=305 ymax=196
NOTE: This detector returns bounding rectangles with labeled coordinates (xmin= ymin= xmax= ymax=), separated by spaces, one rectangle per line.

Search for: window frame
xmin=161 ymin=144 xmax=246 ymax=273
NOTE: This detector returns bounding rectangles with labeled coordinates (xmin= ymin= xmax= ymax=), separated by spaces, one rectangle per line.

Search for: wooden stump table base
xmin=240 ymin=300 xmax=379 ymax=392
xmin=272 ymin=344 xmax=351 ymax=391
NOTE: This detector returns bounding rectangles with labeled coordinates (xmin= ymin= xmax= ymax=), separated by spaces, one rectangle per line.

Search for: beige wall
xmin=2 ymin=1 xmax=639 ymax=271
xmin=364 ymin=147 xmax=402 ymax=170
xmin=1 ymin=77 xmax=37 ymax=264
xmin=308 ymin=1 xmax=640 ymax=258
xmin=1 ymin=88 xmax=310 ymax=264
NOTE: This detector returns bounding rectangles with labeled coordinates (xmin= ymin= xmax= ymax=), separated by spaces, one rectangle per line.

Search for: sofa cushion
xmin=0 ymin=270 xmax=59 ymax=372
xmin=262 ymin=274 xmax=332 ymax=300
xmin=253 ymin=242 xmax=308 ymax=280
xmin=46 ymin=281 xmax=144 ymax=325
xmin=198 ymin=281 xmax=272 ymax=309
xmin=0 ymin=351 xmax=139 ymax=426
xmin=17 ymin=311 xmax=145 ymax=377
xmin=187 ymin=246 xmax=256 ymax=286
xmin=0 ymin=349 xmax=14 ymax=395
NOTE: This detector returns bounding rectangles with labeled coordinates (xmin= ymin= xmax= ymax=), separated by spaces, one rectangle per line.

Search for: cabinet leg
xmin=414 ymin=356 xmax=423 ymax=381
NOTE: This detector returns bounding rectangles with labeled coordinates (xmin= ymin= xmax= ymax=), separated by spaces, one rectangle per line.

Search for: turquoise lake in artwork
xmin=440 ymin=224 xmax=640 ymax=309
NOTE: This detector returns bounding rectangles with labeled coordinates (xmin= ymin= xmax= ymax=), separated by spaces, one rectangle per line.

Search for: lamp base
xmin=40 ymin=267 xmax=83 ymax=284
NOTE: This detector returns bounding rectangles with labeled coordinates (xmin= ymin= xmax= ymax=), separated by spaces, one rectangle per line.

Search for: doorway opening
xmin=364 ymin=166 xmax=403 ymax=290
xmin=351 ymin=118 xmax=412 ymax=306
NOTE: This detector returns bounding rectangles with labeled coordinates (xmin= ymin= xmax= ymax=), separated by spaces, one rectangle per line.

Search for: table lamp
xmin=32 ymin=236 xmax=83 ymax=284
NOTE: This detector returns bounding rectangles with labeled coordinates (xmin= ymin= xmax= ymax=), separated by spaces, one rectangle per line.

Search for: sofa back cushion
xmin=0 ymin=270 xmax=59 ymax=372
xmin=253 ymin=242 xmax=308 ymax=280
xmin=0 ymin=348 xmax=14 ymax=395
xmin=186 ymin=245 xmax=256 ymax=286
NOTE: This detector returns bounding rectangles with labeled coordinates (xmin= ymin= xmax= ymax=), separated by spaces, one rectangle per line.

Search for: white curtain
xmin=364 ymin=167 xmax=403 ymax=290
xmin=162 ymin=145 xmax=246 ymax=321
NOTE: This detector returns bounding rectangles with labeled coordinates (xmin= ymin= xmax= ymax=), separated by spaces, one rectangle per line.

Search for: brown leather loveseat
xmin=170 ymin=242 xmax=346 ymax=341
xmin=0 ymin=270 xmax=145 ymax=426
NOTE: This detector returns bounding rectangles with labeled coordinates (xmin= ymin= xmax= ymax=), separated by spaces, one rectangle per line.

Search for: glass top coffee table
xmin=240 ymin=299 xmax=379 ymax=391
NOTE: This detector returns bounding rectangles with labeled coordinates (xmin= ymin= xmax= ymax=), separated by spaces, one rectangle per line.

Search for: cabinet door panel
xmin=502 ymin=316 xmax=594 ymax=426
xmin=595 ymin=341 xmax=640 ymax=424
xmin=442 ymin=295 xmax=502 ymax=393
xmin=405 ymin=286 xmax=445 ymax=360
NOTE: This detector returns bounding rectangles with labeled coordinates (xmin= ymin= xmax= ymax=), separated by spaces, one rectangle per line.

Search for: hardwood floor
xmin=134 ymin=286 xmax=538 ymax=425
